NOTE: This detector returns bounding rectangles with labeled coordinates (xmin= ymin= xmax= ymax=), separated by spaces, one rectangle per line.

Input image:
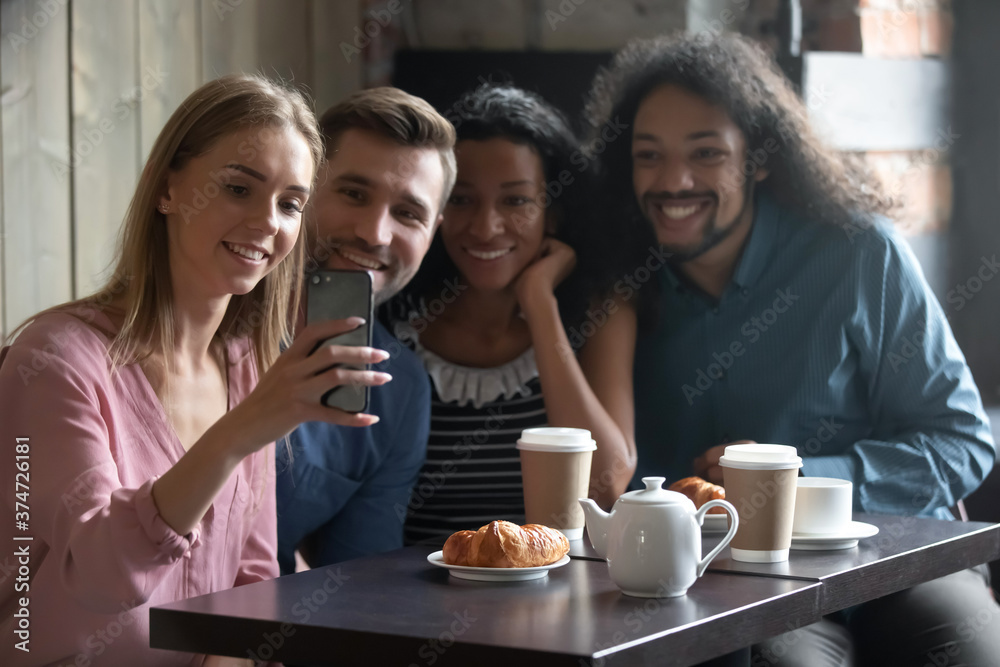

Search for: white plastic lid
xmin=516 ymin=427 xmax=597 ymax=452
xmin=797 ymin=477 xmax=851 ymax=488
xmin=718 ymin=444 xmax=802 ymax=470
xmin=618 ymin=477 xmax=691 ymax=506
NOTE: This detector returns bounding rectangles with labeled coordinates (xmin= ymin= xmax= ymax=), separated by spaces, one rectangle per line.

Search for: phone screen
xmin=306 ymin=270 xmax=374 ymax=413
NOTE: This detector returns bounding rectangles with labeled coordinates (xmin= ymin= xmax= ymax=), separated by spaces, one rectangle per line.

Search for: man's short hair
xmin=319 ymin=88 xmax=457 ymax=214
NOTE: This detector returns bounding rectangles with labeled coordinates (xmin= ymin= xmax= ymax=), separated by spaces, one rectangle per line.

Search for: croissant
xmin=442 ymin=521 xmax=570 ymax=567
xmin=669 ymin=476 xmax=727 ymax=514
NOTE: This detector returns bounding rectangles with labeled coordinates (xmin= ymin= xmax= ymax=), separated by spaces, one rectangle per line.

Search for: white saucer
xmin=702 ymin=514 xmax=731 ymax=534
xmin=790 ymin=521 xmax=879 ymax=550
xmin=427 ymin=551 xmax=570 ymax=581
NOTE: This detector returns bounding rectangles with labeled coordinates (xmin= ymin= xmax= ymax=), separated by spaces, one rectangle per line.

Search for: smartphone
xmin=306 ymin=270 xmax=374 ymax=413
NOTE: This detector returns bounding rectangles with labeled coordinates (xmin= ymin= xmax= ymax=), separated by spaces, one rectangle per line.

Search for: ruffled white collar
xmin=393 ymin=318 xmax=539 ymax=409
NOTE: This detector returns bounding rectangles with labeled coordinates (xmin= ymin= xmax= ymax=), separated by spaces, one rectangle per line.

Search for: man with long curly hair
xmin=586 ymin=32 xmax=999 ymax=666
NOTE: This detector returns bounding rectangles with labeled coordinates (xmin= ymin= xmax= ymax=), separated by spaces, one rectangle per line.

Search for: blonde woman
xmin=0 ymin=75 xmax=390 ymax=666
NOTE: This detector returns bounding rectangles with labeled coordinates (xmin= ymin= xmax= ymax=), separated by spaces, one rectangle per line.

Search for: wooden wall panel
xmin=0 ymin=0 xmax=73 ymax=334
xmin=202 ymin=0 xmax=259 ymax=80
xmin=0 ymin=0 xmax=377 ymax=339
xmin=139 ymin=0 xmax=202 ymax=160
xmin=71 ymin=0 xmax=142 ymax=297
xmin=256 ymin=0 xmax=312 ymax=86
xmin=310 ymin=0 xmax=364 ymax=113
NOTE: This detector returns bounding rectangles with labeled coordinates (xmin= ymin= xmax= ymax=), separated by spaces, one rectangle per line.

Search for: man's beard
xmin=372 ymin=275 xmax=406 ymax=307
xmin=646 ymin=179 xmax=755 ymax=264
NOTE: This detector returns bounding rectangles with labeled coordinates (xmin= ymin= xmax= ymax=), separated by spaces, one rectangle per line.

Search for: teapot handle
xmin=695 ymin=500 xmax=739 ymax=578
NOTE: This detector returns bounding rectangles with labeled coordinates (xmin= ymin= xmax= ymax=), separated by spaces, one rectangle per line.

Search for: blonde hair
xmin=318 ymin=87 xmax=457 ymax=214
xmin=113 ymin=73 xmax=321 ymax=375
xmin=8 ymin=74 xmax=323 ymax=381
xmin=5 ymin=74 xmax=321 ymax=515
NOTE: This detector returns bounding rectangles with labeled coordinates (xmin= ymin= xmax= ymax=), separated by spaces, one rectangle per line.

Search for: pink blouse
xmin=0 ymin=308 xmax=277 ymax=666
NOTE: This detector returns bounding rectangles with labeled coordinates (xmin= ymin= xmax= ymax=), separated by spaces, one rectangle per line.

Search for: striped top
xmin=395 ymin=321 xmax=548 ymax=545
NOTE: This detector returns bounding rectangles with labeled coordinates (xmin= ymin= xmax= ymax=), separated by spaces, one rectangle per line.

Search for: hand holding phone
xmin=306 ymin=270 xmax=378 ymax=413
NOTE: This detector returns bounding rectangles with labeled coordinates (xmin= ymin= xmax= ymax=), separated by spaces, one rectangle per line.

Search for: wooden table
xmin=150 ymin=514 xmax=999 ymax=666
xmin=571 ymin=513 xmax=1000 ymax=614
xmin=151 ymin=550 xmax=818 ymax=666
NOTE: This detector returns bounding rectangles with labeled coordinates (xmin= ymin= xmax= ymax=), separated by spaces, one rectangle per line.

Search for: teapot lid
xmin=618 ymin=477 xmax=690 ymax=506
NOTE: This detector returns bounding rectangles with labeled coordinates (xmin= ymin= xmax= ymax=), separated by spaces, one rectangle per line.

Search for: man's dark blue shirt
xmin=276 ymin=321 xmax=430 ymax=573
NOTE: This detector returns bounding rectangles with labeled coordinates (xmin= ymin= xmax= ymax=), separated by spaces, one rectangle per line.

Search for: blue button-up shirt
xmin=633 ymin=192 xmax=995 ymax=520
xmin=276 ymin=321 xmax=430 ymax=573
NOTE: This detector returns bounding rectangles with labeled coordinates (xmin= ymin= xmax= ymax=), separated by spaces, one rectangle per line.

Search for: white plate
xmin=790 ymin=521 xmax=879 ymax=551
xmin=702 ymin=514 xmax=731 ymax=534
xmin=427 ymin=551 xmax=570 ymax=581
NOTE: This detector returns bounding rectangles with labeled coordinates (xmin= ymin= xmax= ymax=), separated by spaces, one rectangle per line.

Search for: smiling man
xmin=277 ymin=88 xmax=456 ymax=572
xmin=586 ymin=32 xmax=998 ymax=667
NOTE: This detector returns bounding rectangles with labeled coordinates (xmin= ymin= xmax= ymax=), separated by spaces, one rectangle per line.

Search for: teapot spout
xmin=578 ymin=498 xmax=611 ymax=558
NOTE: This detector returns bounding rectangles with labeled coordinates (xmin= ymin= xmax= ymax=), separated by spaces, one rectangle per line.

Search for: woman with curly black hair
xmin=390 ymin=85 xmax=636 ymax=544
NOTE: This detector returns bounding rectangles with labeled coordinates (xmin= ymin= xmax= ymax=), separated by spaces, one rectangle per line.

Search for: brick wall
xmin=740 ymin=0 xmax=953 ymax=236
xmin=858 ymin=1 xmax=953 ymax=237
xmin=374 ymin=0 xmax=952 ymax=237
xmin=859 ymin=0 xmax=952 ymax=58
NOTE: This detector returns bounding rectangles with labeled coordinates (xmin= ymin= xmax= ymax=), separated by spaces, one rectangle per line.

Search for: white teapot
xmin=579 ymin=476 xmax=738 ymax=598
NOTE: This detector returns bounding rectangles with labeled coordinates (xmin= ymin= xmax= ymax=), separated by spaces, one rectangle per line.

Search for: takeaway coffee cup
xmin=719 ymin=444 xmax=802 ymax=563
xmin=792 ymin=477 xmax=853 ymax=536
xmin=517 ymin=427 xmax=596 ymax=541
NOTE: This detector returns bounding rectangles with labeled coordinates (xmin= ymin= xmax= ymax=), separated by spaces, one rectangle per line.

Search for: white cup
xmin=792 ymin=477 xmax=853 ymax=536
